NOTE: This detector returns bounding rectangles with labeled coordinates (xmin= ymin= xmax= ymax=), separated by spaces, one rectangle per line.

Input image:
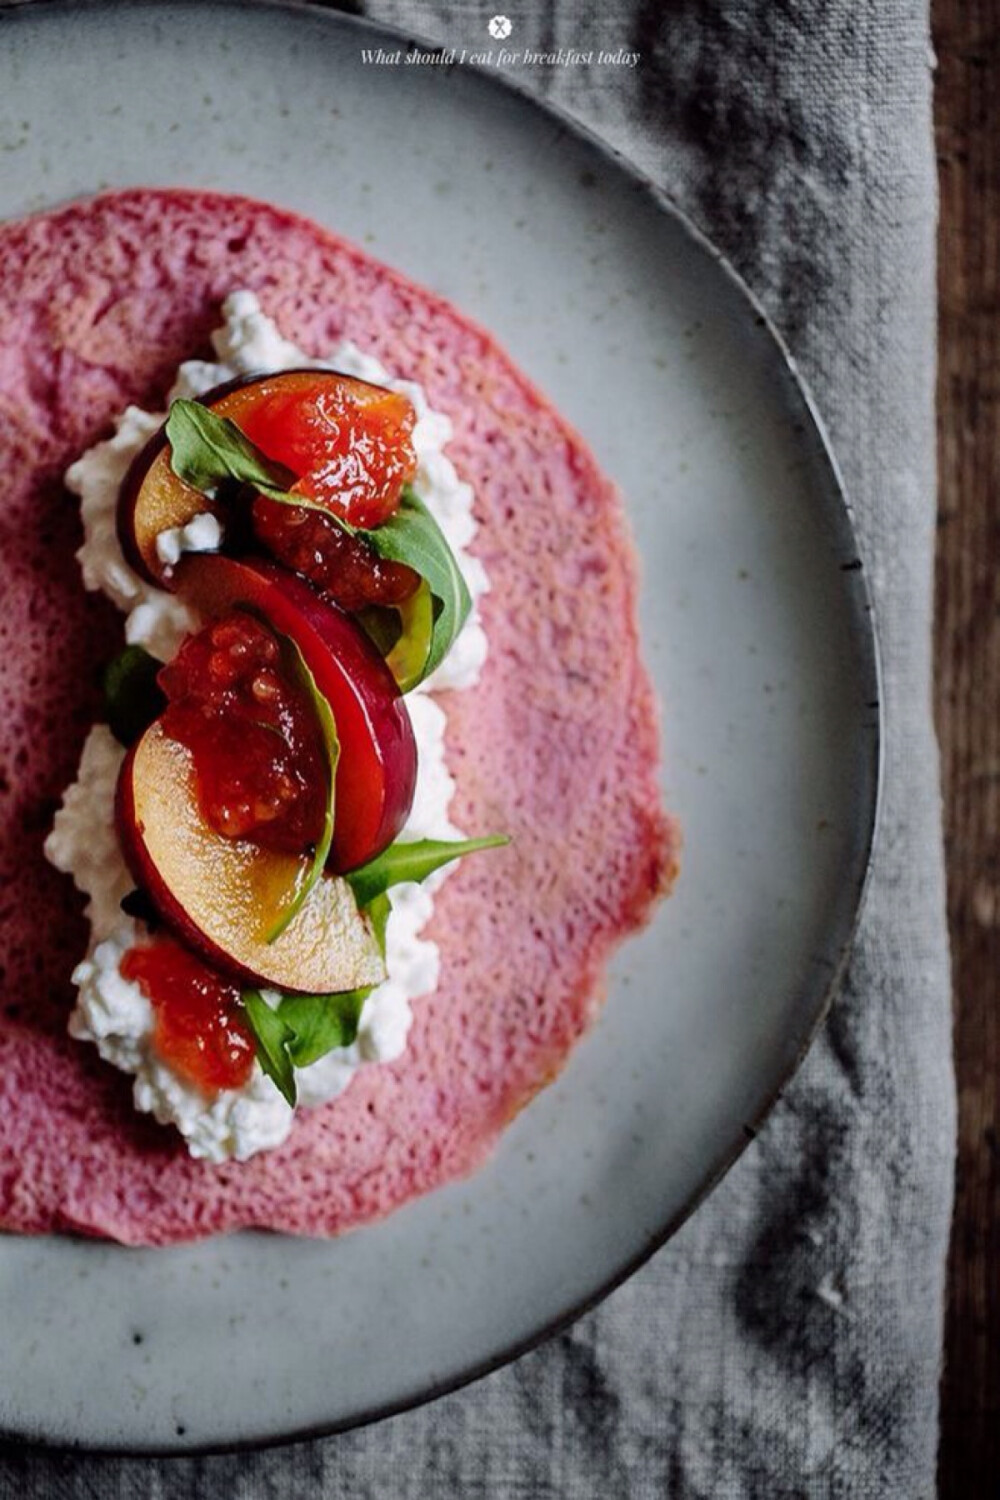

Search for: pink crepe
xmin=0 ymin=190 xmax=678 ymax=1244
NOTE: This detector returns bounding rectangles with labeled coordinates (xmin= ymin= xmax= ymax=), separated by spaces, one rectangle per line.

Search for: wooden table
xmin=935 ymin=2 xmax=999 ymax=1493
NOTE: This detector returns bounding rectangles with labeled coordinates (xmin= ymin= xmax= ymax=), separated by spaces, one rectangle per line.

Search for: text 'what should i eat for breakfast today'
xmin=359 ymin=47 xmax=642 ymax=69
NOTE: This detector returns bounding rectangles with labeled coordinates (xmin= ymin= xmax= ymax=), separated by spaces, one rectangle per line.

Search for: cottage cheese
xmin=47 ymin=292 xmax=488 ymax=1162
xmin=154 ymin=511 xmax=223 ymax=570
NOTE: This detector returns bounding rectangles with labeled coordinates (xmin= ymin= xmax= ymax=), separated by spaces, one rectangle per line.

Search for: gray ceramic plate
xmin=0 ymin=0 xmax=880 ymax=1454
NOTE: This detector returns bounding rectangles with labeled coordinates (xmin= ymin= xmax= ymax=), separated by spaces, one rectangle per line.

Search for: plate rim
xmin=0 ymin=0 xmax=884 ymax=1457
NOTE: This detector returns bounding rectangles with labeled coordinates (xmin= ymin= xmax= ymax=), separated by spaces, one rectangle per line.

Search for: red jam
xmin=121 ymin=939 xmax=255 ymax=1093
xmin=237 ymin=374 xmax=422 ymax=612
xmin=251 ymin=496 xmax=420 ymax=613
xmin=238 ymin=378 xmax=418 ymax=530
xmin=158 ymin=610 xmax=327 ymax=855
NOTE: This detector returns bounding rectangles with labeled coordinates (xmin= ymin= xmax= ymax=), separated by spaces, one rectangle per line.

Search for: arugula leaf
xmin=263 ymin=633 xmax=341 ymax=944
xmin=346 ymin=835 xmax=509 ymax=909
xmin=276 ymin=988 xmax=369 ymax=1069
xmin=102 ymin=645 xmax=166 ymax=746
xmin=165 ymin=399 xmax=306 ymax=505
xmin=357 ymin=580 xmax=435 ymax=693
xmin=354 ymin=604 xmax=402 ymax=658
xmin=358 ymin=491 xmax=471 ymax=682
xmin=365 ymin=891 xmax=392 ymax=958
xmin=242 ymin=989 xmax=297 ymax=1107
xmin=242 ymin=977 xmax=379 ymax=1101
xmin=386 ymin=579 xmax=435 ymax=692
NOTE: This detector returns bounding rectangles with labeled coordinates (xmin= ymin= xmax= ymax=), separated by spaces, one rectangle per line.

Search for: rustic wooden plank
xmin=934 ymin=1 xmax=1000 ymax=1493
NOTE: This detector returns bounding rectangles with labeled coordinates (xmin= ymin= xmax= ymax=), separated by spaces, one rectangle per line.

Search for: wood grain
xmin=934 ymin=2 xmax=1000 ymax=1494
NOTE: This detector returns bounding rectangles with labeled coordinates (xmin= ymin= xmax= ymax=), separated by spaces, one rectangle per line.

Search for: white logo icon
xmin=488 ymin=15 xmax=512 ymax=40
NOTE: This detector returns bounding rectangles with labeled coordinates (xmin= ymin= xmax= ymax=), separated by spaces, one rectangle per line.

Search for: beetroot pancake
xmin=0 ymin=189 xmax=678 ymax=1244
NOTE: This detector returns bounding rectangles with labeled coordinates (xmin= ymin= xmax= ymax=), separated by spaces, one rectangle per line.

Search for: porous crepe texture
xmin=0 ymin=190 xmax=677 ymax=1244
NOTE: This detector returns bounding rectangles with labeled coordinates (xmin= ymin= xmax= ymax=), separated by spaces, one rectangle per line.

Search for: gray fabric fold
xmin=0 ymin=1 xmax=953 ymax=1495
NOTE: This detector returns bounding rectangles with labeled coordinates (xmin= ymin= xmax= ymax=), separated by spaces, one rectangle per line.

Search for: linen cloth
xmin=0 ymin=0 xmax=954 ymax=1495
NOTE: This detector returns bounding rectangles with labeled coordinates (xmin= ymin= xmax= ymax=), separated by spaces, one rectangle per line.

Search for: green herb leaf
xmin=346 ymin=835 xmax=509 ymax=909
xmin=386 ymin=578 xmax=435 ymax=692
xmin=359 ymin=490 xmax=471 ymax=683
xmin=355 ymin=604 xmax=403 ymax=658
xmin=102 ymin=645 xmax=166 ymax=746
xmin=357 ymin=580 xmax=435 ymax=693
xmin=276 ymin=988 xmax=369 ymax=1069
xmin=242 ymin=989 xmax=298 ymax=1107
xmin=243 ymin=978 xmax=380 ymax=1099
xmin=165 ymin=399 xmax=307 ymax=505
xmin=263 ymin=632 xmax=341 ymax=944
xmin=365 ymin=891 xmax=392 ymax=959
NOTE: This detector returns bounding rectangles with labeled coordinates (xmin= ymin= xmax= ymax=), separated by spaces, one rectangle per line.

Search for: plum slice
xmin=116 ymin=723 xmax=386 ymax=996
xmin=175 ymin=554 xmax=417 ymax=873
xmin=118 ymin=369 xmax=418 ymax=595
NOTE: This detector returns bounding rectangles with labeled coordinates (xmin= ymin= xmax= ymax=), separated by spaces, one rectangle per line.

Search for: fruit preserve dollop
xmin=237 ymin=374 xmax=422 ymax=612
xmin=158 ymin=610 xmax=327 ymax=856
xmin=121 ymin=939 xmax=255 ymax=1093
xmin=238 ymin=376 xmax=418 ymax=530
xmin=251 ymin=496 xmax=420 ymax=613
